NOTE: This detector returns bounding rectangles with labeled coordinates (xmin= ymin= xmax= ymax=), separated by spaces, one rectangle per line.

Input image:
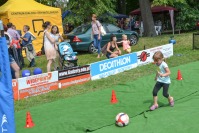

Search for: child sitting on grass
xmin=117 ymin=34 xmax=131 ymax=53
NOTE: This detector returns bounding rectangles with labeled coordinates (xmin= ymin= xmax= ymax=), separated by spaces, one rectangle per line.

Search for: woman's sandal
xmin=150 ymin=104 xmax=158 ymax=111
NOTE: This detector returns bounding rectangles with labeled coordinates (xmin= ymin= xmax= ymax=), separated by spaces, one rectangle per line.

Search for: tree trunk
xmin=117 ymin=0 xmax=126 ymax=14
xmin=121 ymin=0 xmax=126 ymax=14
xmin=139 ymin=0 xmax=156 ymax=37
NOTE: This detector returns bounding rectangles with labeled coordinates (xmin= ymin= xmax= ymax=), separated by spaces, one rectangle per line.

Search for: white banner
xmin=18 ymin=71 xmax=58 ymax=90
xmin=137 ymin=44 xmax=173 ymax=66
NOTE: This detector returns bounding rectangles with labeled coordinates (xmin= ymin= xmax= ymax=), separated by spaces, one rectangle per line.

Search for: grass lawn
xmin=15 ymin=32 xmax=199 ymax=112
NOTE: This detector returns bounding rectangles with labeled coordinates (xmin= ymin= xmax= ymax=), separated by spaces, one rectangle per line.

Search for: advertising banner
xmin=12 ymin=79 xmax=18 ymax=101
xmin=58 ymin=65 xmax=90 ymax=89
xmin=59 ymin=74 xmax=90 ymax=89
xmin=137 ymin=44 xmax=173 ymax=66
xmin=18 ymin=71 xmax=58 ymax=99
xmin=90 ymin=53 xmax=138 ymax=80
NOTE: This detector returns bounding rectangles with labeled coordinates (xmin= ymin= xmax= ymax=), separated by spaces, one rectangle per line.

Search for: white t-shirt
xmin=91 ymin=20 xmax=101 ymax=35
xmin=157 ymin=61 xmax=171 ymax=84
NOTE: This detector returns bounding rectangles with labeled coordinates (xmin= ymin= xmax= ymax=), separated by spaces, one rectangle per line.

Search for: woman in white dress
xmin=42 ymin=21 xmax=56 ymax=72
xmin=51 ymin=25 xmax=64 ymax=69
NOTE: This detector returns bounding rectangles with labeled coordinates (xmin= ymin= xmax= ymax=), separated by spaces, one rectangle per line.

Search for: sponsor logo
xmin=162 ymin=47 xmax=171 ymax=52
xmin=1 ymin=114 xmax=8 ymax=133
xmin=26 ymin=73 xmax=52 ymax=86
xmin=58 ymin=65 xmax=90 ymax=80
xmin=99 ymin=56 xmax=131 ymax=72
xmin=138 ymin=51 xmax=150 ymax=62
xmin=60 ymin=77 xmax=90 ymax=87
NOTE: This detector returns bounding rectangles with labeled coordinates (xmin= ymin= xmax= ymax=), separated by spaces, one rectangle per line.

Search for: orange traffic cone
xmin=111 ymin=90 xmax=118 ymax=104
xmin=176 ymin=70 xmax=183 ymax=80
xmin=24 ymin=112 xmax=35 ymax=128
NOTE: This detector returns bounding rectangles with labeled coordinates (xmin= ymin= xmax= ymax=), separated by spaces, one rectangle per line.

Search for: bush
xmin=175 ymin=3 xmax=199 ymax=31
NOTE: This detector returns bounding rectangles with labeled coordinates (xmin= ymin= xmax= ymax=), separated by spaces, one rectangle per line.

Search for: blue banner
xmin=0 ymin=37 xmax=15 ymax=133
xmin=90 ymin=53 xmax=137 ymax=80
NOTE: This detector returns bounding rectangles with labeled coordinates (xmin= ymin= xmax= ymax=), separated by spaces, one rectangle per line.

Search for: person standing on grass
xmin=91 ymin=14 xmax=102 ymax=58
xmin=21 ymin=25 xmax=36 ymax=67
xmin=51 ymin=25 xmax=64 ymax=70
xmin=7 ymin=22 xmax=20 ymax=40
xmin=150 ymin=51 xmax=174 ymax=111
xmin=4 ymin=24 xmax=20 ymax=79
xmin=42 ymin=21 xmax=56 ymax=72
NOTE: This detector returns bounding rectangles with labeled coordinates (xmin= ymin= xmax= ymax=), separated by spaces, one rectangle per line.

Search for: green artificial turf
xmin=15 ymin=61 xmax=199 ymax=133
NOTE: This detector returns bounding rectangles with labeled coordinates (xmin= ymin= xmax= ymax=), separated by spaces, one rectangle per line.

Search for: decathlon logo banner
xmin=137 ymin=44 xmax=173 ymax=66
xmin=90 ymin=53 xmax=137 ymax=80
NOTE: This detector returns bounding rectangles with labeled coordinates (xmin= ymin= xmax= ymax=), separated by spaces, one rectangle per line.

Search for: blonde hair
xmin=92 ymin=14 xmax=97 ymax=18
xmin=122 ymin=34 xmax=127 ymax=38
xmin=153 ymin=51 xmax=164 ymax=62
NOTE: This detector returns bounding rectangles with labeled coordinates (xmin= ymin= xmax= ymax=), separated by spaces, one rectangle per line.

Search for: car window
xmin=106 ymin=24 xmax=120 ymax=32
xmin=70 ymin=24 xmax=90 ymax=34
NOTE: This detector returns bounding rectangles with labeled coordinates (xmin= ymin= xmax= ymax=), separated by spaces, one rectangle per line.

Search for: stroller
xmin=58 ymin=42 xmax=78 ymax=69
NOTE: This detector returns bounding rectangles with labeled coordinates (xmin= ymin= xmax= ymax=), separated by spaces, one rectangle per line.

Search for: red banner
xmin=19 ymin=82 xmax=58 ymax=99
xmin=59 ymin=74 xmax=90 ymax=89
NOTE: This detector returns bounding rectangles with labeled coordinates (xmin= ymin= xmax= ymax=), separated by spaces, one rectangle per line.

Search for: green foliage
xmin=35 ymin=0 xmax=117 ymax=26
xmin=152 ymin=0 xmax=185 ymax=5
xmin=126 ymin=0 xmax=139 ymax=14
xmin=64 ymin=0 xmax=117 ymax=26
xmin=35 ymin=0 xmax=57 ymax=6
xmin=151 ymin=0 xmax=199 ymax=31
xmin=175 ymin=1 xmax=199 ymax=30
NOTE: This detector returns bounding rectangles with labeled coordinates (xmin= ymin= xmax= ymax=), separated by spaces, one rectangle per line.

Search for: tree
xmin=35 ymin=0 xmax=116 ymax=25
xmin=63 ymin=0 xmax=117 ymax=25
xmin=175 ymin=0 xmax=199 ymax=30
xmin=138 ymin=0 xmax=187 ymax=37
xmin=117 ymin=0 xmax=126 ymax=14
xmin=117 ymin=0 xmax=139 ymax=14
xmin=139 ymin=0 xmax=156 ymax=37
xmin=152 ymin=0 xmax=185 ymax=5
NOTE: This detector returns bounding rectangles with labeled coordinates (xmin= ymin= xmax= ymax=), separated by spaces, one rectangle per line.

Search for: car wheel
xmin=130 ymin=34 xmax=138 ymax=46
xmin=88 ymin=42 xmax=98 ymax=54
